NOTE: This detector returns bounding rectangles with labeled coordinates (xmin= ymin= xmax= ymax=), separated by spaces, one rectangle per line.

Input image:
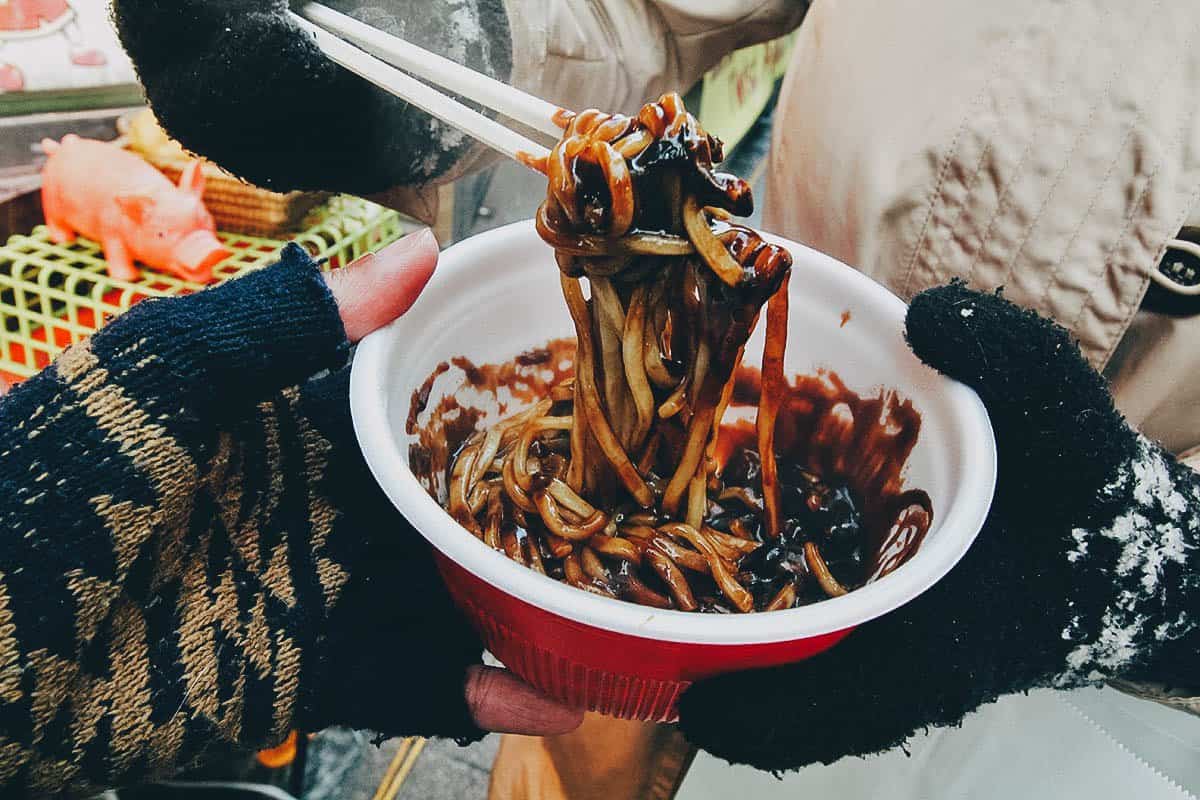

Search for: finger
xmin=326 ymin=228 xmax=439 ymax=342
xmin=905 ymin=283 xmax=1137 ymax=503
xmin=464 ymin=665 xmax=584 ymax=736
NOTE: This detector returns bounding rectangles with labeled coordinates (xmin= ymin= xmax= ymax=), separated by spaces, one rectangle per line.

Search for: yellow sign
xmin=697 ymin=32 xmax=797 ymax=151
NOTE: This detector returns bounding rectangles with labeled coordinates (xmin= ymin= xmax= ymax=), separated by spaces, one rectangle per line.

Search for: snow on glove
xmin=678 ymin=282 xmax=1200 ymax=771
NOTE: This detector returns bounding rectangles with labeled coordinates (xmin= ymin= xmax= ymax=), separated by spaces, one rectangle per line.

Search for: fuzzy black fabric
xmin=110 ymin=0 xmax=512 ymax=195
xmin=291 ymin=365 xmax=486 ymax=739
xmin=0 ymin=247 xmax=482 ymax=797
xmin=678 ymin=283 xmax=1200 ymax=772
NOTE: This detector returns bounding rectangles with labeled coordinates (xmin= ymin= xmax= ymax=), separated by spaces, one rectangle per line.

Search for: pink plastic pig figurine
xmin=40 ymin=135 xmax=230 ymax=284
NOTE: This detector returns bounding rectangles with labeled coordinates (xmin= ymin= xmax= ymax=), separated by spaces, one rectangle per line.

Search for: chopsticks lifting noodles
xmin=290 ymin=3 xmax=556 ymax=165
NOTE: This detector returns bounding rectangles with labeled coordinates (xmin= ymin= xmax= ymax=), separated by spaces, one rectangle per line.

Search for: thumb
xmin=905 ymin=283 xmax=1137 ymax=506
xmin=463 ymin=666 xmax=585 ymax=736
xmin=327 ymin=228 xmax=438 ymax=342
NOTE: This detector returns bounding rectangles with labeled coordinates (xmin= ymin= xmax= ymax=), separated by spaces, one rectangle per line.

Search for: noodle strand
xmin=445 ymin=93 xmax=831 ymax=614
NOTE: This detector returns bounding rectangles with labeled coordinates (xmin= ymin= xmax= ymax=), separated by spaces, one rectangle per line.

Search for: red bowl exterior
xmin=436 ymin=553 xmax=854 ymax=722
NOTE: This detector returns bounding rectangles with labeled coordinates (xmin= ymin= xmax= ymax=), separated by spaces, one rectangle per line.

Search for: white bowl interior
xmin=351 ymin=220 xmax=996 ymax=645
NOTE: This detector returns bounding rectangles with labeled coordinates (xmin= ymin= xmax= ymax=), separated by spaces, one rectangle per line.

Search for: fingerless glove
xmin=0 ymin=244 xmax=482 ymax=797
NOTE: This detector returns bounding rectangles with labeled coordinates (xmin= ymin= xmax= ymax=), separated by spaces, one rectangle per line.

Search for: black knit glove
xmin=678 ymin=283 xmax=1200 ymax=771
xmin=109 ymin=0 xmax=511 ymax=196
xmin=0 ymin=244 xmax=484 ymax=797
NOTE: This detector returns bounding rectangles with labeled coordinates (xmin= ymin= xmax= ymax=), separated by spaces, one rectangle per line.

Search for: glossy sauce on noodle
xmin=409 ymin=348 xmax=932 ymax=612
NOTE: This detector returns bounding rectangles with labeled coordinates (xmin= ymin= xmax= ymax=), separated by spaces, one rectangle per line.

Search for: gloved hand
xmin=678 ymin=283 xmax=1200 ymax=771
xmin=109 ymin=0 xmax=511 ymax=197
xmin=0 ymin=233 xmax=579 ymax=798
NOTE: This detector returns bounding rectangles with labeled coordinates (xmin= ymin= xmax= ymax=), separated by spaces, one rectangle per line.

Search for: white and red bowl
xmin=350 ymin=220 xmax=996 ymax=722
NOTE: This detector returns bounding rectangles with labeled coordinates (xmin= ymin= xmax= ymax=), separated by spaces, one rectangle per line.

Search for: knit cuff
xmin=87 ymin=243 xmax=349 ymax=408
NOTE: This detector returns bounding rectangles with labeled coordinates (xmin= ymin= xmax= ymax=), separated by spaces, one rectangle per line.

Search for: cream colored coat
xmin=765 ymin=0 xmax=1200 ymax=465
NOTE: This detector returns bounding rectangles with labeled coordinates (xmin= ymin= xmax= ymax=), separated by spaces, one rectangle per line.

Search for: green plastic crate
xmin=0 ymin=195 xmax=408 ymax=380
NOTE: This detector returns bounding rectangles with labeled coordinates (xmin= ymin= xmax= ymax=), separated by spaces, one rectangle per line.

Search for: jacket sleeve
xmin=503 ymin=0 xmax=810 ymax=115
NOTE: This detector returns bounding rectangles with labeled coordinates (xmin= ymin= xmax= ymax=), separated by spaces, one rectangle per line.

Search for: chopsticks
xmin=289 ymin=2 xmax=557 ymax=166
xmin=298 ymin=2 xmax=563 ymax=140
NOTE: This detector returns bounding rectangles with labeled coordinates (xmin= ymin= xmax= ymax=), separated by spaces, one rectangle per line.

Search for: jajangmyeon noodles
xmin=433 ymin=94 xmax=930 ymax=613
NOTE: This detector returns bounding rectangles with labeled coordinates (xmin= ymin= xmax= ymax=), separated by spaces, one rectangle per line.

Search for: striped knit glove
xmin=0 ymin=243 xmax=486 ymax=797
xmin=678 ymin=283 xmax=1200 ymax=771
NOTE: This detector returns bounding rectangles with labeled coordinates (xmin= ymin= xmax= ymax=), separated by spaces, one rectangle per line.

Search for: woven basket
xmin=154 ymin=161 xmax=329 ymax=238
xmin=119 ymin=109 xmax=329 ymax=238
